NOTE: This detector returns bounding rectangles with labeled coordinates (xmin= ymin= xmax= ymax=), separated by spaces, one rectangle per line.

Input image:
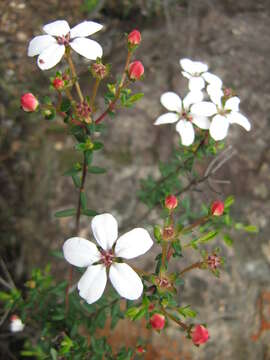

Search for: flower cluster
xmin=154 ymin=58 xmax=251 ymax=145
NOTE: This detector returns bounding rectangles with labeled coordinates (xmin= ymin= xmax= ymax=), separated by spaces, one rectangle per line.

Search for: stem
xmin=75 ymin=152 xmax=88 ymax=234
xmin=179 ymin=261 xmax=203 ymax=276
xmin=161 ymin=242 xmax=168 ymax=271
xmin=95 ymin=51 xmax=132 ymax=124
xmin=181 ymin=215 xmax=209 ymax=234
xmin=90 ymin=78 xmax=101 ymax=109
xmin=161 ymin=306 xmax=189 ymax=331
xmin=66 ymin=52 xmax=84 ymax=103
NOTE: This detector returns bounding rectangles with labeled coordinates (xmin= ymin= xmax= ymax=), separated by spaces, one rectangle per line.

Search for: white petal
xmin=37 ymin=44 xmax=65 ymax=70
xmin=78 ymin=265 xmax=107 ymax=304
xmin=63 ymin=237 xmax=101 ymax=267
xmin=180 ymin=58 xmax=208 ymax=74
xmin=160 ymin=92 xmax=182 ymax=112
xmin=183 ymin=91 xmax=203 ymax=109
xmin=43 ymin=20 xmax=70 ymax=36
xmin=28 ymin=35 xmax=56 ymax=57
xmin=227 ymin=112 xmax=251 ymax=131
xmin=203 ymin=72 xmax=222 ymax=88
xmin=225 ymin=97 xmax=240 ymax=112
xmin=109 ymin=263 xmax=143 ymax=300
xmin=70 ymin=38 xmax=102 ymax=60
xmin=192 ymin=116 xmax=210 ymax=129
xmin=70 ymin=21 xmax=103 ymax=38
xmin=209 ymin=114 xmax=230 ymax=141
xmin=189 ymin=77 xmax=205 ymax=91
xmin=154 ymin=113 xmax=179 ymax=125
xmin=191 ymin=101 xmax=217 ymax=117
xmin=176 ymin=120 xmax=195 ymax=146
xmin=91 ymin=213 xmax=118 ymax=251
xmin=181 ymin=71 xmax=192 ymax=79
xmin=207 ymin=85 xmax=223 ymax=107
xmin=115 ymin=228 xmax=153 ymax=259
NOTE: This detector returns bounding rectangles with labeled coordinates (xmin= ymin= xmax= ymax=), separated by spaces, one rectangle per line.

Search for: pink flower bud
xmin=128 ymin=30 xmax=141 ymax=46
xmin=150 ymin=313 xmax=165 ymax=330
xmin=136 ymin=346 xmax=145 ymax=354
xmin=21 ymin=93 xmax=39 ymax=112
xmin=128 ymin=61 xmax=144 ymax=81
xmin=211 ymin=201 xmax=224 ymax=216
xmin=191 ymin=325 xmax=209 ymax=345
xmin=165 ymin=195 xmax=178 ymax=210
xmin=53 ymin=78 xmax=64 ymax=90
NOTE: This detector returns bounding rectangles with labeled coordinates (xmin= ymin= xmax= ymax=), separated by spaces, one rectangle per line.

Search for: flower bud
xmin=91 ymin=61 xmax=109 ymax=80
xmin=52 ymin=77 xmax=65 ymax=90
xmin=165 ymin=195 xmax=178 ymax=210
xmin=136 ymin=346 xmax=145 ymax=354
xmin=211 ymin=201 xmax=224 ymax=216
xmin=191 ymin=325 xmax=209 ymax=345
xmin=10 ymin=315 xmax=25 ymax=333
xmin=128 ymin=61 xmax=144 ymax=81
xmin=128 ymin=30 xmax=141 ymax=46
xmin=21 ymin=93 xmax=39 ymax=112
xmin=207 ymin=254 xmax=221 ymax=270
xmin=150 ymin=313 xmax=165 ymax=330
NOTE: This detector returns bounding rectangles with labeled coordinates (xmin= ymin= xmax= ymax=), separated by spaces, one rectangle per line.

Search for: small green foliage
xmin=55 ymin=208 xmax=76 ymax=218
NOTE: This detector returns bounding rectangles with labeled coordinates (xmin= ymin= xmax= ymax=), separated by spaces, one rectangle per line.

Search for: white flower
xmin=10 ymin=315 xmax=25 ymax=333
xmin=191 ymin=88 xmax=251 ymax=141
xmin=180 ymin=58 xmax=222 ymax=91
xmin=154 ymin=91 xmax=210 ymax=146
xmin=28 ymin=20 xmax=103 ymax=70
xmin=63 ymin=213 xmax=153 ymax=304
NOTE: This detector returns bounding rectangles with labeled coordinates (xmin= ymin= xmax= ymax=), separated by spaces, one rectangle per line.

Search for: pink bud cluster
xmin=192 ymin=325 xmax=209 ymax=345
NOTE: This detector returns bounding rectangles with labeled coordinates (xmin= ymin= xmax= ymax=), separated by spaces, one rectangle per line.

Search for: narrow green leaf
xmin=93 ymin=142 xmax=104 ymax=151
xmin=223 ymin=234 xmax=234 ymax=247
xmin=55 ymin=209 xmax=76 ymax=218
xmin=50 ymin=348 xmax=58 ymax=360
xmin=88 ymin=166 xmax=107 ymax=174
xmin=72 ymin=174 xmax=81 ymax=188
xmin=224 ymin=195 xmax=235 ymax=209
xmin=80 ymin=191 xmax=87 ymax=210
xmin=82 ymin=209 xmax=98 ymax=217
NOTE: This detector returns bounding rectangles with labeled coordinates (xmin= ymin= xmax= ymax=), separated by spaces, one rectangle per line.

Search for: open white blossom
xmin=154 ymin=91 xmax=210 ymax=146
xmin=28 ymin=20 xmax=103 ymax=70
xmin=180 ymin=58 xmax=222 ymax=91
xmin=191 ymin=88 xmax=251 ymax=141
xmin=63 ymin=213 xmax=153 ymax=304
xmin=10 ymin=316 xmax=25 ymax=333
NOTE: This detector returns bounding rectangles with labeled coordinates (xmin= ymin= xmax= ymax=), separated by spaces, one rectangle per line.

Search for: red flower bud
xmin=191 ymin=325 xmax=209 ymax=345
xmin=53 ymin=78 xmax=64 ymax=90
xmin=211 ymin=201 xmax=224 ymax=216
xmin=165 ymin=195 xmax=178 ymax=210
xmin=128 ymin=30 xmax=141 ymax=46
xmin=21 ymin=93 xmax=39 ymax=112
xmin=136 ymin=346 xmax=145 ymax=354
xmin=128 ymin=61 xmax=144 ymax=81
xmin=150 ymin=313 xmax=165 ymax=330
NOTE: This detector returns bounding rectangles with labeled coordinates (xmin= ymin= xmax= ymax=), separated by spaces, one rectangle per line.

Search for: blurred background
xmin=0 ymin=0 xmax=270 ymax=358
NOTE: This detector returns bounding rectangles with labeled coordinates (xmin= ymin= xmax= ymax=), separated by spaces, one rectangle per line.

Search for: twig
xmin=161 ymin=306 xmax=189 ymax=331
xmin=0 ymin=257 xmax=15 ymax=289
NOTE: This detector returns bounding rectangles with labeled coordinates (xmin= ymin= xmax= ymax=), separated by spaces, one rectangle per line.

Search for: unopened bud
xmin=211 ymin=201 xmax=224 ymax=216
xmin=136 ymin=346 xmax=145 ymax=354
xmin=128 ymin=61 xmax=144 ymax=81
xmin=191 ymin=325 xmax=209 ymax=345
xmin=150 ymin=313 xmax=165 ymax=330
xmin=10 ymin=315 xmax=25 ymax=333
xmin=128 ymin=30 xmax=141 ymax=46
xmin=165 ymin=195 xmax=178 ymax=210
xmin=21 ymin=93 xmax=39 ymax=112
xmin=91 ymin=61 xmax=109 ymax=80
xmin=207 ymin=254 xmax=221 ymax=270
xmin=52 ymin=77 xmax=65 ymax=90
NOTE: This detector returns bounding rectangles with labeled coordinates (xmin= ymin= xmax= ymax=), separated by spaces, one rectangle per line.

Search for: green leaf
xmin=72 ymin=174 xmax=81 ymax=188
xmin=88 ymin=166 xmax=107 ymax=174
xmin=50 ymin=250 xmax=64 ymax=259
xmin=178 ymin=305 xmax=197 ymax=318
xmin=85 ymin=150 xmax=93 ymax=165
xmin=75 ymin=143 xmax=86 ymax=151
xmin=60 ymin=98 xmax=71 ymax=112
xmin=223 ymin=234 xmax=234 ymax=247
xmin=93 ymin=142 xmax=104 ymax=151
xmin=224 ymin=195 xmax=234 ymax=209
xmin=50 ymin=348 xmax=58 ymax=360
xmin=82 ymin=209 xmax=98 ymax=217
xmin=235 ymin=223 xmax=259 ymax=233
xmin=196 ymin=230 xmax=218 ymax=243
xmin=55 ymin=209 xmax=76 ymax=218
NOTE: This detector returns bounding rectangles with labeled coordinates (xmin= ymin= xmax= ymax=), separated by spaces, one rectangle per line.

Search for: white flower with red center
xmin=180 ymin=58 xmax=222 ymax=91
xmin=28 ymin=20 xmax=103 ymax=70
xmin=63 ymin=213 xmax=153 ymax=304
xmin=154 ymin=91 xmax=210 ymax=146
xmin=10 ymin=315 xmax=25 ymax=333
xmin=191 ymin=87 xmax=251 ymax=141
